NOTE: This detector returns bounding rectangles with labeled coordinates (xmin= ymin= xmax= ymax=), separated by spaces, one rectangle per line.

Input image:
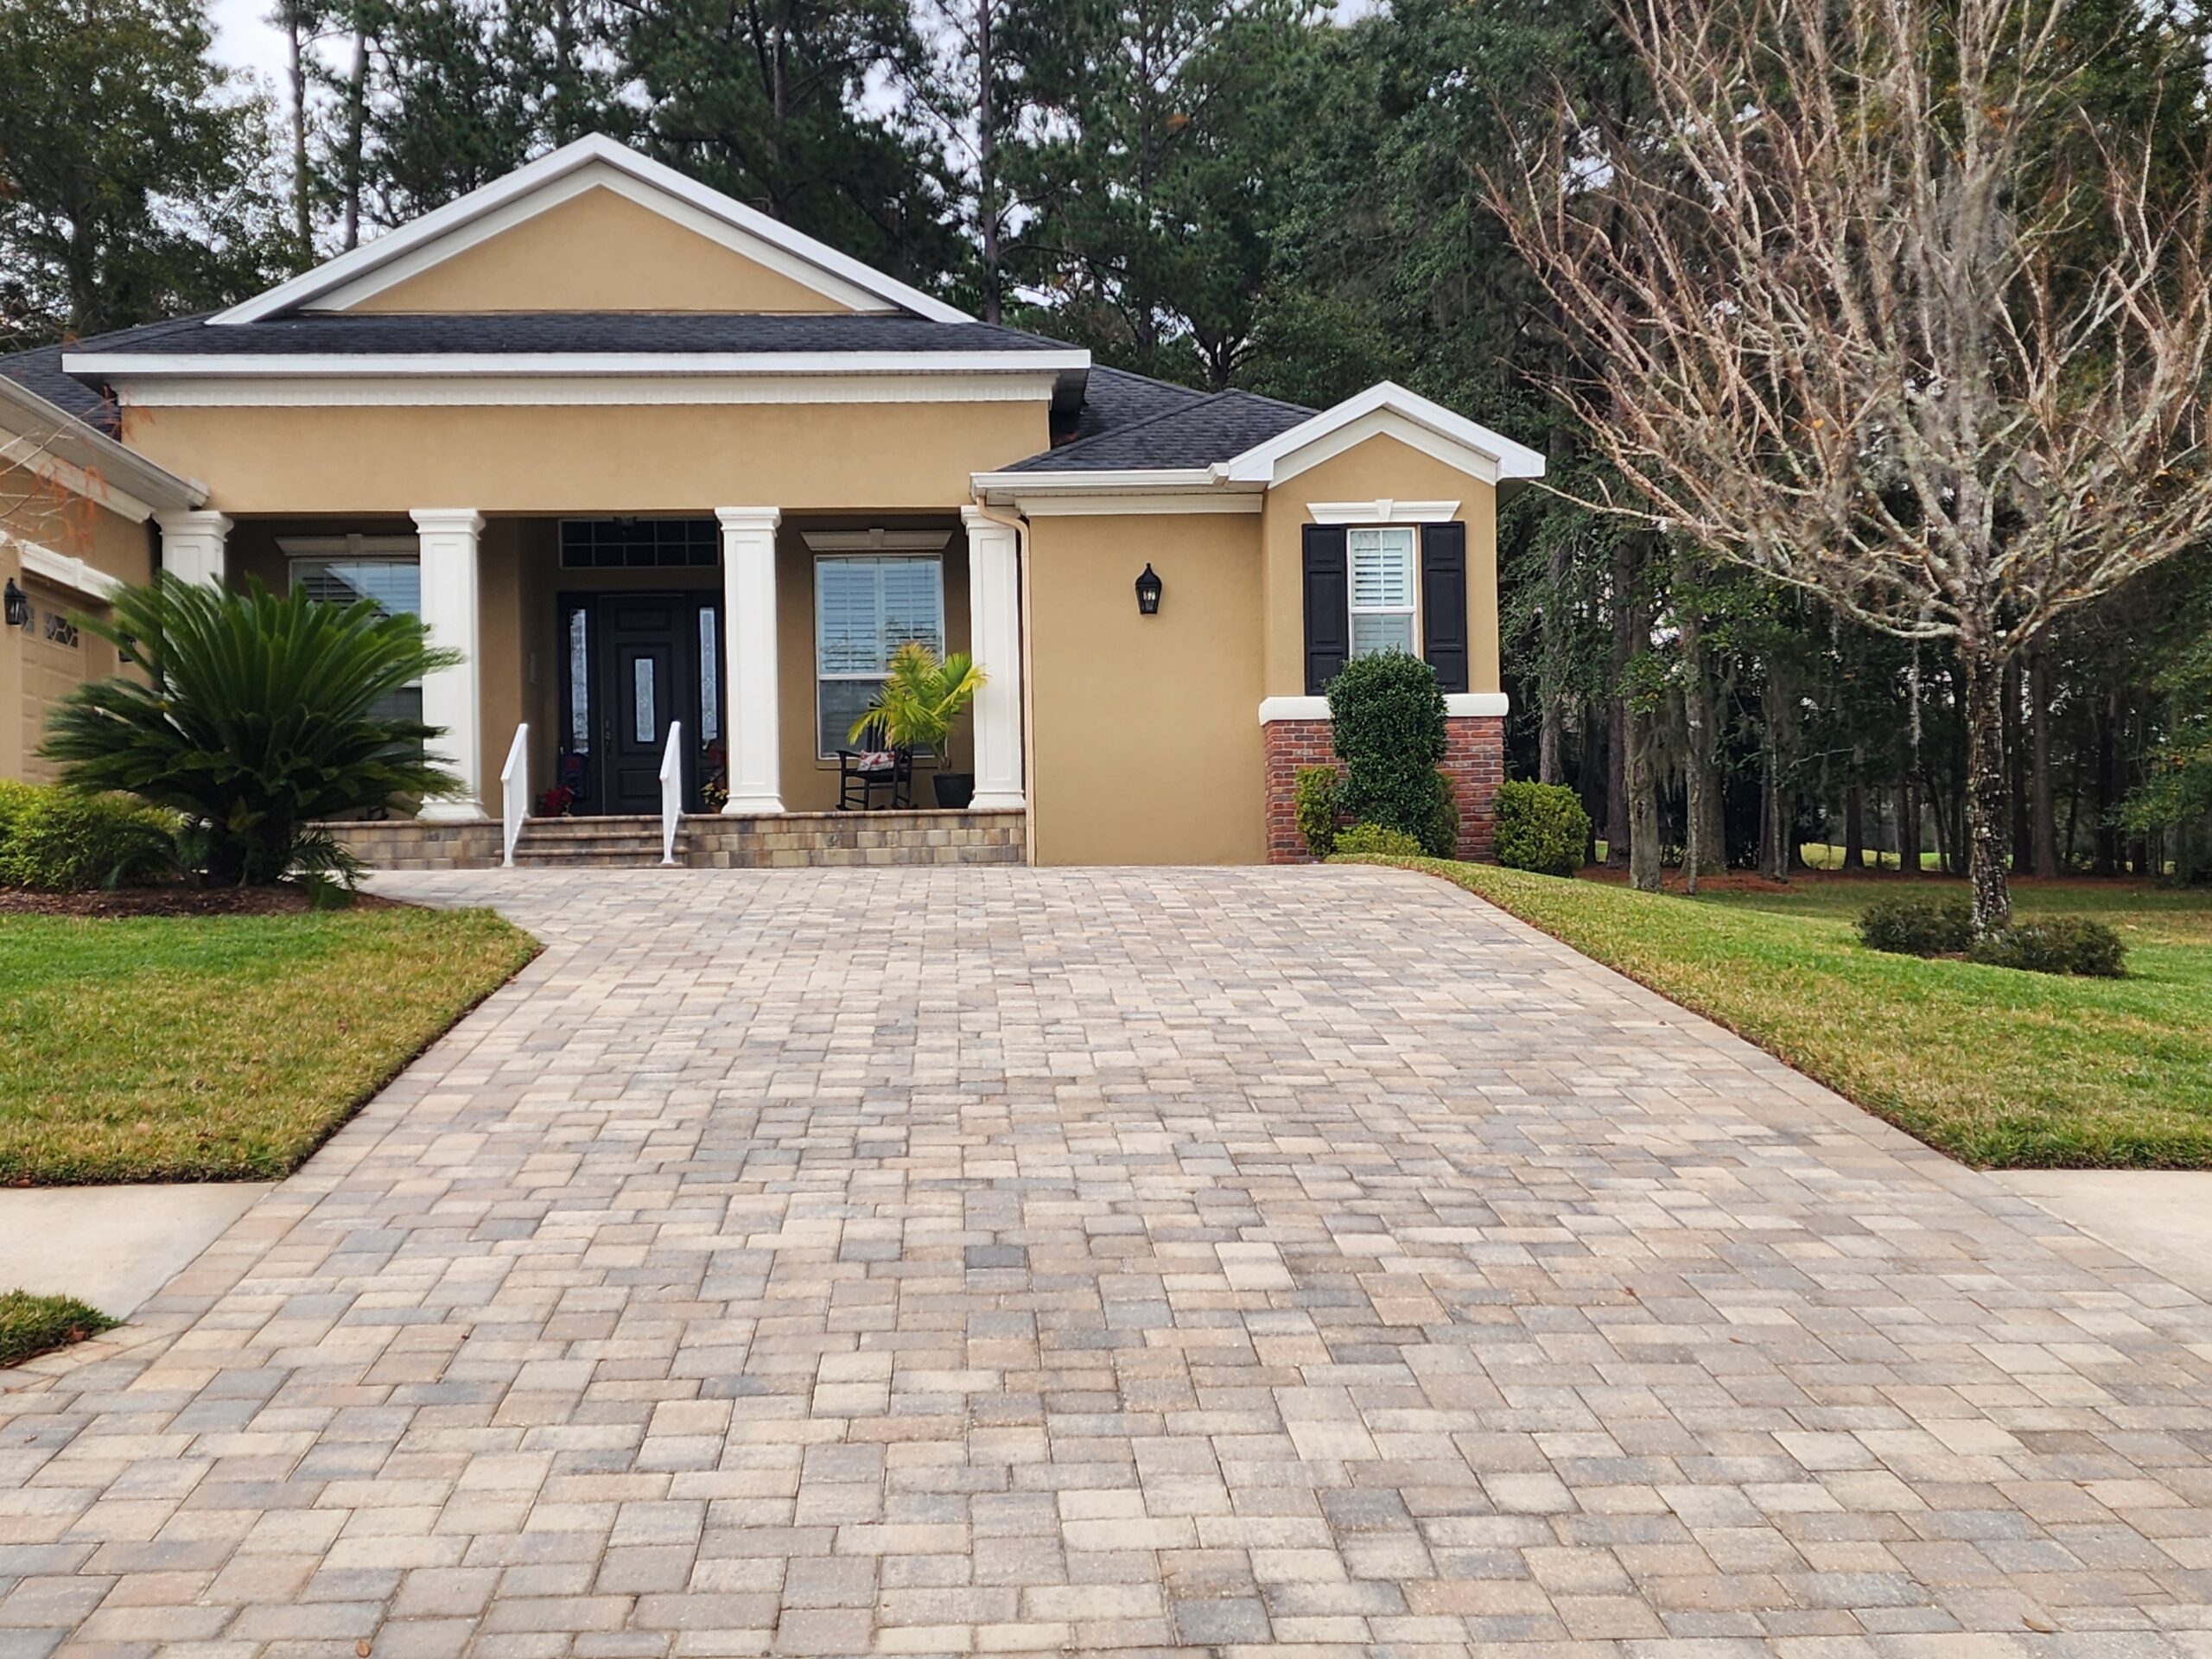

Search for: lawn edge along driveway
xmin=1346 ymin=855 xmax=2212 ymax=1171
xmin=0 ymin=905 xmax=539 ymax=1185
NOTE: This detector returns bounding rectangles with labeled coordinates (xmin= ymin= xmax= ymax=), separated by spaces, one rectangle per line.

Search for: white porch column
xmin=960 ymin=505 xmax=1025 ymax=810
xmin=717 ymin=506 xmax=785 ymax=814
xmin=410 ymin=509 xmax=486 ymax=823
xmin=153 ymin=510 xmax=232 ymax=589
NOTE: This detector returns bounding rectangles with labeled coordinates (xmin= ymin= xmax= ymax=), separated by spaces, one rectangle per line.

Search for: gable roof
xmin=214 ymin=134 xmax=971 ymax=326
xmin=1010 ymin=385 xmax=1313 ymax=473
xmin=1217 ymin=381 xmax=1546 ymax=485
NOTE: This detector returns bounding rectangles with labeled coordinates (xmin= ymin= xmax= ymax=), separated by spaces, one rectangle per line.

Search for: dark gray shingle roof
xmin=0 ymin=344 xmax=122 ymax=434
xmin=65 ymin=311 xmax=1071 ymax=357
xmin=1005 ymin=385 xmax=1313 ymax=473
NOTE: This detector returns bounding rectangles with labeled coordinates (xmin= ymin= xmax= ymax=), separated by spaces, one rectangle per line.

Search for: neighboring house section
xmin=8 ymin=133 xmax=1541 ymax=864
xmin=0 ymin=354 xmax=203 ymax=781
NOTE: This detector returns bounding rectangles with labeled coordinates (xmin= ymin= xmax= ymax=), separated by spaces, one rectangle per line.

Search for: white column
xmin=153 ymin=510 xmax=232 ymax=589
xmin=961 ymin=506 xmax=1025 ymax=810
xmin=410 ymin=509 xmax=486 ymax=823
xmin=717 ymin=506 xmax=784 ymax=815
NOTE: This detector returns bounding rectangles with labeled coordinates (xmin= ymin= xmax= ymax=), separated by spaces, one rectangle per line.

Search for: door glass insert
xmin=633 ymin=657 xmax=656 ymax=743
xmin=698 ymin=607 xmax=721 ymax=741
xmin=568 ymin=609 xmax=590 ymax=751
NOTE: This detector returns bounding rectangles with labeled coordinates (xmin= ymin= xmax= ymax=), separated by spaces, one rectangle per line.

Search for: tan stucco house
xmin=1 ymin=135 xmax=1541 ymax=867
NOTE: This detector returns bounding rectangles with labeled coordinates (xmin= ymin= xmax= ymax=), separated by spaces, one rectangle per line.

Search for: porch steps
xmin=512 ymin=814 xmax=678 ymax=868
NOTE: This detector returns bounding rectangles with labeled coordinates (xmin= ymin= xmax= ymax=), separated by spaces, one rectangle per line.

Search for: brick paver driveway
xmin=4 ymin=867 xmax=2210 ymax=1658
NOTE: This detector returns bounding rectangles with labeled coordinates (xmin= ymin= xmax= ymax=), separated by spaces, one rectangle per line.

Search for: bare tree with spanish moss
xmin=1496 ymin=0 xmax=2212 ymax=932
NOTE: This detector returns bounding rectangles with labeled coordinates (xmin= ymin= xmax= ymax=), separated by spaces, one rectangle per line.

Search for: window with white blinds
xmin=815 ymin=556 xmax=945 ymax=755
xmin=291 ymin=556 xmax=425 ymax=729
xmin=1347 ymin=527 xmax=1417 ymax=658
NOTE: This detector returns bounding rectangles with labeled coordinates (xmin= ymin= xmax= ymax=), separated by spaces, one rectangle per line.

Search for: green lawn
xmin=1361 ymin=859 xmax=2212 ymax=1169
xmin=0 ymin=907 xmax=537 ymax=1185
xmin=0 ymin=1290 xmax=115 ymax=1369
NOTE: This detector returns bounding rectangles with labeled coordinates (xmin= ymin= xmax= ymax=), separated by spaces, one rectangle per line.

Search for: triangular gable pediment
xmin=1219 ymin=382 xmax=1546 ymax=487
xmin=217 ymin=136 xmax=968 ymax=325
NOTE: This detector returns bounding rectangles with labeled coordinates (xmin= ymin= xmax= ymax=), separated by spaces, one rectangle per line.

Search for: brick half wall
xmin=1264 ymin=715 xmax=1504 ymax=863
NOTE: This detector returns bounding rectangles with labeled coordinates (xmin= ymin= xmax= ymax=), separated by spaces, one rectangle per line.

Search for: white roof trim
xmin=1306 ymin=499 xmax=1461 ymax=524
xmin=0 ymin=378 xmax=204 ymax=517
xmin=5 ymin=531 xmax=125 ymax=601
xmin=971 ymin=466 xmax=1243 ymax=499
xmin=65 ymin=351 xmax=1085 ymax=381
xmin=212 ymin=134 xmax=972 ymax=326
xmin=1217 ymin=382 xmax=1545 ymax=486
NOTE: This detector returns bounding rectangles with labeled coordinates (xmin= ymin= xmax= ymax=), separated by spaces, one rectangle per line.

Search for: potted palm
xmin=850 ymin=642 xmax=988 ymax=808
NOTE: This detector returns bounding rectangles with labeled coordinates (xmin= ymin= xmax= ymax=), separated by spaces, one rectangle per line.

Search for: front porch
xmin=161 ymin=503 xmax=1027 ymax=862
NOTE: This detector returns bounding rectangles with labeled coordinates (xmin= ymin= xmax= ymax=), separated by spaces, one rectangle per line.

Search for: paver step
xmin=512 ymin=814 xmax=678 ymax=868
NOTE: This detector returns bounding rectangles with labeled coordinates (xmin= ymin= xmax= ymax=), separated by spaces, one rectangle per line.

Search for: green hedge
xmin=1334 ymin=822 xmax=1427 ymax=857
xmin=1328 ymin=652 xmax=1456 ymax=857
xmin=0 ymin=783 xmax=176 ymax=892
xmin=1493 ymin=781 xmax=1589 ymax=876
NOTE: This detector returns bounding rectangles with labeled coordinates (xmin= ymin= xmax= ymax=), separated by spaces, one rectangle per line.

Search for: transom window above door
xmin=560 ymin=518 xmax=720 ymax=569
xmin=816 ymin=556 xmax=944 ymax=757
xmin=1348 ymin=526 xmax=1417 ymax=658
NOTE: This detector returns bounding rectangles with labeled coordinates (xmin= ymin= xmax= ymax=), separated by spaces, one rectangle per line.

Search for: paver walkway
xmin=3 ymin=866 xmax=2209 ymax=1659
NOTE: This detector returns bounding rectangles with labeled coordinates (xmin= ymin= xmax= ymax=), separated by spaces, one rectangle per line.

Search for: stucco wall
xmin=1258 ymin=433 xmax=1502 ymax=698
xmin=348 ymin=186 xmax=861 ymax=315
xmin=118 ymin=399 xmax=1053 ymax=517
xmin=1026 ymin=510 xmax=1266 ymax=866
xmin=1 ymin=448 xmax=154 ymax=781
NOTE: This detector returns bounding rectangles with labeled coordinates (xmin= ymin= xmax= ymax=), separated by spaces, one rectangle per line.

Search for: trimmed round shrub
xmin=1969 ymin=917 xmax=2127 ymax=978
xmin=1294 ymin=764 xmax=1339 ymax=858
xmin=0 ymin=785 xmax=176 ymax=892
xmin=1857 ymin=894 xmax=1974 ymax=957
xmin=1329 ymin=651 xmax=1448 ymax=851
xmin=1334 ymin=822 xmax=1427 ymax=858
xmin=1493 ymin=780 xmax=1590 ymax=876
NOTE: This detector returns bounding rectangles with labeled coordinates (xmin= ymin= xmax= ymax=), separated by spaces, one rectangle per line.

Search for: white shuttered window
xmin=816 ymin=556 xmax=944 ymax=755
xmin=1347 ymin=526 xmax=1417 ymax=658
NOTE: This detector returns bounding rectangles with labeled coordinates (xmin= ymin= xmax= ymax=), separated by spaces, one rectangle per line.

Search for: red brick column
xmin=1442 ymin=715 xmax=1504 ymax=861
xmin=1264 ymin=714 xmax=1505 ymax=863
xmin=1263 ymin=719 xmax=1335 ymax=861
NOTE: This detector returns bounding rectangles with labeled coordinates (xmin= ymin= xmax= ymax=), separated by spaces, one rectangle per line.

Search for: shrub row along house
xmin=0 ymin=137 xmax=1540 ymax=868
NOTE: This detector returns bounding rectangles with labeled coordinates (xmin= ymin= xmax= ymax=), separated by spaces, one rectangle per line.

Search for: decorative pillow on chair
xmin=859 ymin=750 xmax=895 ymax=772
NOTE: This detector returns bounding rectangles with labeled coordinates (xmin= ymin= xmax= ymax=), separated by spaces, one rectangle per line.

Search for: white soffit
xmin=1218 ymin=382 xmax=1546 ymax=487
xmin=213 ymin=135 xmax=972 ymax=326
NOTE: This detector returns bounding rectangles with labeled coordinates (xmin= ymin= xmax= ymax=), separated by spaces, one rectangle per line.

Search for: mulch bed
xmin=0 ymin=884 xmax=409 ymax=918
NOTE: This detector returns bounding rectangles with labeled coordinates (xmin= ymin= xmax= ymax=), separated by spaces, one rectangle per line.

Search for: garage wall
xmin=1026 ymin=510 xmax=1266 ymax=866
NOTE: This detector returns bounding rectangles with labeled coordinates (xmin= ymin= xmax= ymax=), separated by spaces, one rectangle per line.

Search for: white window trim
xmin=1306 ymin=498 xmax=1459 ymax=525
xmin=812 ymin=551 xmax=947 ymax=760
xmin=1347 ymin=524 xmax=1420 ymax=663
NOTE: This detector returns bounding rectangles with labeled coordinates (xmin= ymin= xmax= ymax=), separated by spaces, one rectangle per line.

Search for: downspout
xmin=969 ymin=495 xmax=1036 ymax=868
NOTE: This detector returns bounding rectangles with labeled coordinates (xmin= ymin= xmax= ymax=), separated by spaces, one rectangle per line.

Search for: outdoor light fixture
xmin=1135 ymin=563 xmax=1163 ymax=615
xmin=3 ymin=579 xmax=28 ymax=629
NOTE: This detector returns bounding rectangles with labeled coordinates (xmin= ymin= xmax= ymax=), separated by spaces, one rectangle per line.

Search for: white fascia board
xmin=1220 ymin=381 xmax=1547 ymax=486
xmin=66 ymin=349 xmax=1088 ymax=381
xmin=0 ymin=383 xmax=204 ymax=517
xmin=4 ymin=531 xmax=125 ymax=601
xmin=213 ymin=134 xmax=973 ymax=326
xmin=1306 ymin=499 xmax=1461 ymax=524
xmin=969 ymin=467 xmax=1264 ymax=514
xmin=102 ymin=371 xmax=1068 ymax=410
xmin=1259 ymin=692 xmax=1510 ymax=723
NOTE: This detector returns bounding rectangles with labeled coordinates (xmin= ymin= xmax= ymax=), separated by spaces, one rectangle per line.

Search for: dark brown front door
xmin=562 ymin=594 xmax=710 ymax=814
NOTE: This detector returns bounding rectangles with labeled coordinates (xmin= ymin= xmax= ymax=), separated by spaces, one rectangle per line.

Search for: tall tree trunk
xmin=1680 ymin=607 xmax=1724 ymax=875
xmin=1900 ymin=767 xmax=1920 ymax=876
xmin=1960 ymin=639 xmax=2014 ymax=935
xmin=1538 ymin=422 xmax=1577 ymax=785
xmin=2006 ymin=658 xmax=2031 ymax=874
xmin=1605 ymin=540 xmax=1635 ymax=867
xmin=285 ymin=3 xmax=312 ymax=252
xmin=2094 ymin=690 xmax=2120 ymax=876
xmin=2029 ymin=641 xmax=2059 ymax=878
xmin=1627 ymin=704 xmax=1662 ymax=892
xmin=1843 ymin=768 xmax=1866 ymax=870
xmin=1760 ymin=677 xmax=1789 ymax=880
xmin=976 ymin=0 xmax=1001 ymax=325
xmin=340 ymin=24 xmax=368 ymax=251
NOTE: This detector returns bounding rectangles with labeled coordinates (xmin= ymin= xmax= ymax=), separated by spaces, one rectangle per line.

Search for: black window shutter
xmin=1420 ymin=521 xmax=1470 ymax=694
xmin=1301 ymin=524 xmax=1351 ymax=695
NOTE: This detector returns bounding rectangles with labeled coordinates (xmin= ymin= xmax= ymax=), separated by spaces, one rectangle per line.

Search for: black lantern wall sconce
xmin=1135 ymin=563 xmax=1163 ymax=616
xmin=3 ymin=578 xmax=29 ymax=629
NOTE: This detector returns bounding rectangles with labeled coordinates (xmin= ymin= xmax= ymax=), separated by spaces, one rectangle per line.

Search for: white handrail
xmin=658 ymin=720 xmax=683 ymax=867
xmin=499 ymin=721 xmax=530 ymax=868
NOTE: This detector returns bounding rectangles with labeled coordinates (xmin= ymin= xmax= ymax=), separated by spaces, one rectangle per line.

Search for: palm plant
xmin=41 ymin=575 xmax=461 ymax=886
xmin=849 ymin=642 xmax=987 ymax=753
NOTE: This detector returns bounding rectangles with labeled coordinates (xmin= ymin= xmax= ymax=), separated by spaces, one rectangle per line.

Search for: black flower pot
xmin=933 ymin=772 xmax=976 ymax=809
